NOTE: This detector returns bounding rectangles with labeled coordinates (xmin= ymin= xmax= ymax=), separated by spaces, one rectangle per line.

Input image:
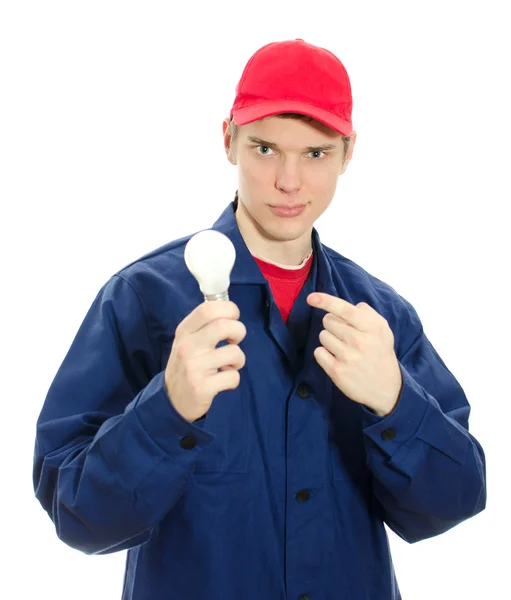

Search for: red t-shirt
xmin=253 ymin=251 xmax=314 ymax=324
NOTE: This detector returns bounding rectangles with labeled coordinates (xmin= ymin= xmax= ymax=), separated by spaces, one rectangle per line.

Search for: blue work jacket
xmin=34 ymin=197 xmax=486 ymax=600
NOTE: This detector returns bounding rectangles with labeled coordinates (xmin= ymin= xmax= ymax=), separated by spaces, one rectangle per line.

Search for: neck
xmin=235 ymin=199 xmax=313 ymax=266
xmin=253 ymin=249 xmax=313 ymax=270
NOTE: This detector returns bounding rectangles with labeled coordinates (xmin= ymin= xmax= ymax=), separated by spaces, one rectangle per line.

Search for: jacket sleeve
xmin=33 ymin=274 xmax=215 ymax=555
xmin=360 ymin=296 xmax=486 ymax=544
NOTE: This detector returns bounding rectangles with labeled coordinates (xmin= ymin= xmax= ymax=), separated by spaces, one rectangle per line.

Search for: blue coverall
xmin=34 ymin=197 xmax=486 ymax=599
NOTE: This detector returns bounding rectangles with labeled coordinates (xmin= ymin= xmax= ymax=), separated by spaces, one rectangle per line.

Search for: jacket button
xmin=299 ymin=596 xmax=310 ymax=600
xmin=180 ymin=435 xmax=197 ymax=450
xmin=381 ymin=428 xmax=396 ymax=441
xmin=296 ymin=489 xmax=311 ymax=503
xmin=297 ymin=383 xmax=310 ymax=398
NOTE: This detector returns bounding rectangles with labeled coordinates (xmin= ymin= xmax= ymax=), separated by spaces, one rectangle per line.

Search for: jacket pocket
xmin=161 ymin=341 xmax=250 ymax=474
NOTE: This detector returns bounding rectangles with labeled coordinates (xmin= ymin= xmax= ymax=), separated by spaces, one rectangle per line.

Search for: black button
xmin=265 ymin=298 xmax=270 ymax=308
xmin=299 ymin=596 xmax=310 ymax=600
xmin=297 ymin=383 xmax=310 ymax=398
xmin=180 ymin=435 xmax=197 ymax=450
xmin=296 ymin=489 xmax=310 ymax=503
xmin=381 ymin=428 xmax=396 ymax=441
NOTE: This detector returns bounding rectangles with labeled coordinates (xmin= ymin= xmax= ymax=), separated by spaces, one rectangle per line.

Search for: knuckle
xmin=232 ymin=344 xmax=245 ymax=364
xmin=229 ymin=369 xmax=240 ymax=388
xmin=227 ymin=343 xmax=238 ymax=359
xmin=352 ymin=335 xmax=364 ymax=351
xmin=238 ymin=321 xmax=247 ymax=339
xmin=238 ymin=348 xmax=246 ymax=368
xmin=343 ymin=351 xmax=355 ymax=367
xmin=175 ymin=340 xmax=190 ymax=360
xmin=228 ymin=301 xmax=241 ymax=320
xmin=225 ymin=317 xmax=236 ymax=334
xmin=217 ymin=318 xmax=231 ymax=338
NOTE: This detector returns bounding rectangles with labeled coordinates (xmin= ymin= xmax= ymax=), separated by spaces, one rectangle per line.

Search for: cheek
xmin=326 ymin=178 xmax=340 ymax=200
xmin=312 ymin=170 xmax=339 ymax=197
xmin=240 ymin=158 xmax=268 ymax=187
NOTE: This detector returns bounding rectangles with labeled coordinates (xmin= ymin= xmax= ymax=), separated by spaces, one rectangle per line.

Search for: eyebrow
xmin=247 ymin=136 xmax=337 ymax=152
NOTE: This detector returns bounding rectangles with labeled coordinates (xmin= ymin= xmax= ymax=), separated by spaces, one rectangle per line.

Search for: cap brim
xmin=231 ymin=100 xmax=352 ymax=136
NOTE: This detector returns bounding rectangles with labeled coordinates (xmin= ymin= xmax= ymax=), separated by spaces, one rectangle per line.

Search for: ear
xmin=338 ymin=130 xmax=357 ymax=175
xmin=223 ymin=118 xmax=237 ymax=165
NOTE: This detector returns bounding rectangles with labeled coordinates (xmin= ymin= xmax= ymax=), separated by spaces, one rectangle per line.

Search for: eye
xmin=309 ymin=150 xmax=326 ymax=159
xmin=256 ymin=145 xmax=274 ymax=156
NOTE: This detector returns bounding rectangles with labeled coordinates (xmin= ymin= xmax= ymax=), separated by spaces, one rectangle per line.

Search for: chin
xmin=264 ymin=221 xmax=309 ymax=241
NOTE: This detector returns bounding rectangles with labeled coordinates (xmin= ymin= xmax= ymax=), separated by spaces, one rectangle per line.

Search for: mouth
xmin=269 ymin=204 xmax=307 ymax=218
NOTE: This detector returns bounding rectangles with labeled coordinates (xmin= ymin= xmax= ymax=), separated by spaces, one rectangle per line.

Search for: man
xmin=33 ymin=39 xmax=486 ymax=600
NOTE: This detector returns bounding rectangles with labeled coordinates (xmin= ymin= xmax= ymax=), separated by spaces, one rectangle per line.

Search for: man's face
xmin=223 ymin=115 xmax=356 ymax=247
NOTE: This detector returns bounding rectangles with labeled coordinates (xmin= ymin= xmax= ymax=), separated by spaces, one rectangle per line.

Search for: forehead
xmin=238 ymin=115 xmax=341 ymax=146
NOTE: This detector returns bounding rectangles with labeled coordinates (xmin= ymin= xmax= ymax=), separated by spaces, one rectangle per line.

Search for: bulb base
xmin=204 ymin=291 xmax=229 ymax=302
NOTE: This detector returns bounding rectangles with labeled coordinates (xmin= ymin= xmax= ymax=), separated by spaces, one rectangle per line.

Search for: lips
xmin=269 ymin=204 xmax=307 ymax=218
xmin=271 ymin=204 xmax=307 ymax=209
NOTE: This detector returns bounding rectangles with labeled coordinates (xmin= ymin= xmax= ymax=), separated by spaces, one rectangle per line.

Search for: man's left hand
xmin=307 ymin=292 xmax=403 ymax=417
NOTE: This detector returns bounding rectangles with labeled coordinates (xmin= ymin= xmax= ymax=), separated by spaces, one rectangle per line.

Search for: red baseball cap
xmin=230 ymin=39 xmax=353 ymax=136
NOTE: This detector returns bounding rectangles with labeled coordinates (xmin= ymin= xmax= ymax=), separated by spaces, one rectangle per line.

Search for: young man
xmin=33 ymin=39 xmax=486 ymax=600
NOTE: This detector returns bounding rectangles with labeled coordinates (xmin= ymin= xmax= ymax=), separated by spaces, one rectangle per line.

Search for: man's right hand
xmin=164 ymin=300 xmax=247 ymax=423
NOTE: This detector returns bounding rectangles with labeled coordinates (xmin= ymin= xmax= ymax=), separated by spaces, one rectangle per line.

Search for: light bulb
xmin=184 ymin=230 xmax=236 ymax=301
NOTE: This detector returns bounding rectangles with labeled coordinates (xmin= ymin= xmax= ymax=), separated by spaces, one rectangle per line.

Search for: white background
xmin=1 ymin=1 xmax=509 ymax=598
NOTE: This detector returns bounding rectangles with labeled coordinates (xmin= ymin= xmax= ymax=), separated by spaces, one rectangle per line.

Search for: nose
xmin=275 ymin=157 xmax=302 ymax=194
